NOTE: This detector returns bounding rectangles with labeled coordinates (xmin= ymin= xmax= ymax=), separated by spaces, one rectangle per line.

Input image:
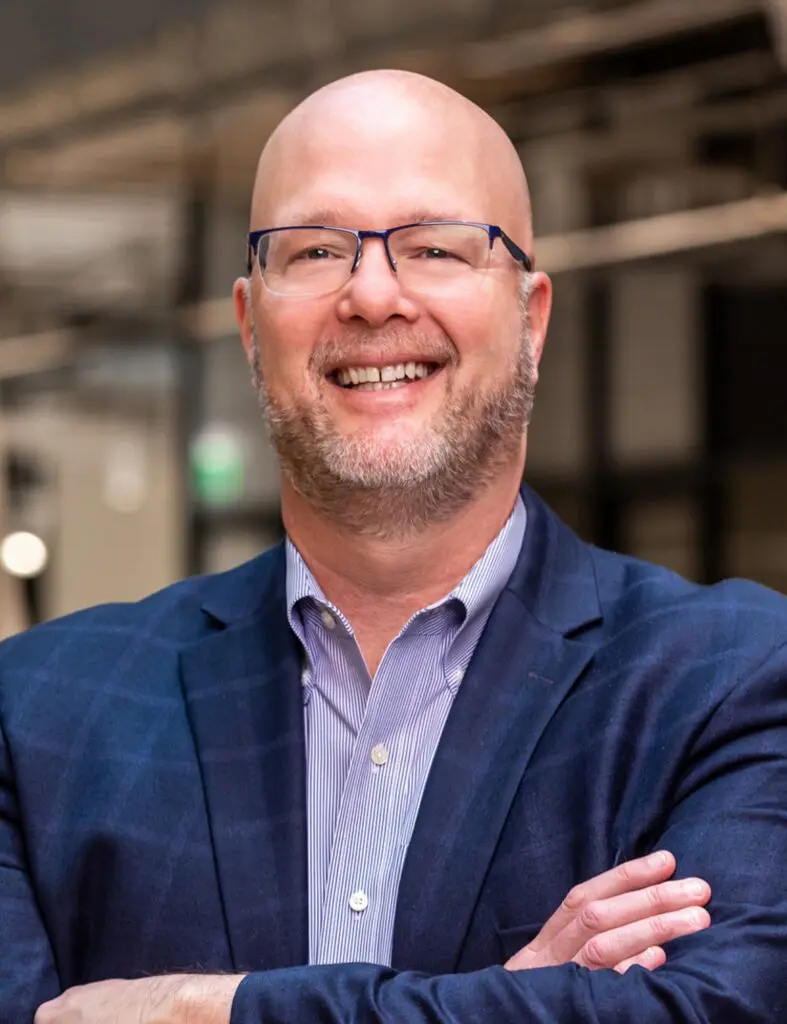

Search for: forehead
xmin=254 ymin=97 xmax=504 ymax=229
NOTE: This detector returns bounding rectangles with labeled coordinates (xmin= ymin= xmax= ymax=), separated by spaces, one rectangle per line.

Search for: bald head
xmin=250 ymin=70 xmax=532 ymax=248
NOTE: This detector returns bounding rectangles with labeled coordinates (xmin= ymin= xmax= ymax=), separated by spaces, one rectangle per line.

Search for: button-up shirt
xmin=285 ymin=495 xmax=526 ymax=967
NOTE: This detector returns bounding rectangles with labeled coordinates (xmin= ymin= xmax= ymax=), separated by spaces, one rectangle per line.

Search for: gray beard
xmin=250 ymin=323 xmax=536 ymax=540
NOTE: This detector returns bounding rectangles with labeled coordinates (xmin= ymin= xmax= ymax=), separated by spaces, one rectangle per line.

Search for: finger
xmin=614 ymin=946 xmax=666 ymax=975
xmin=599 ymin=877 xmax=711 ymax=930
xmin=34 ymin=996 xmax=64 ymax=1023
xmin=529 ymin=851 xmax=676 ymax=951
xmin=548 ymin=876 xmax=710 ymax=964
xmin=576 ymin=906 xmax=711 ymax=971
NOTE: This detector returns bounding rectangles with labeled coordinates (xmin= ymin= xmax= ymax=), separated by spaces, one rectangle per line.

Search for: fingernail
xmin=683 ymin=879 xmax=707 ymax=897
xmin=648 ymin=851 xmax=670 ymax=868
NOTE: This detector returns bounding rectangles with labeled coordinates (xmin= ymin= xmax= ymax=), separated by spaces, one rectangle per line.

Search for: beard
xmin=249 ymin=305 xmax=537 ymax=540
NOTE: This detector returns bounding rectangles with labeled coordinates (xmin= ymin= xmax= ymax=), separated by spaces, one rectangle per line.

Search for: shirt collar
xmin=285 ymin=494 xmax=526 ymax=642
xmin=445 ymin=493 xmax=525 ymax=628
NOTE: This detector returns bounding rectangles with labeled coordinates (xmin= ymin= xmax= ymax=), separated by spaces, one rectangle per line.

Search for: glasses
xmin=246 ymin=221 xmax=532 ymax=298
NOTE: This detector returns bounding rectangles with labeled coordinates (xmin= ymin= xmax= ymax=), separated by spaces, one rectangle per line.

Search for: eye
xmin=296 ymin=247 xmax=333 ymax=261
xmin=418 ymin=247 xmax=459 ymax=260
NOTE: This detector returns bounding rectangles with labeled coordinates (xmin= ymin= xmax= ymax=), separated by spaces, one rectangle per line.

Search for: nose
xmin=335 ymin=236 xmax=419 ymax=327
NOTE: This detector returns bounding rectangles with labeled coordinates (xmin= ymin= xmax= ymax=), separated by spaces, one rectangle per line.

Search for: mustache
xmin=308 ymin=327 xmax=457 ymax=375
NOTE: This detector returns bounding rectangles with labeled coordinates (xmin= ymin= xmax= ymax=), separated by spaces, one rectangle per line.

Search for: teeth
xmin=334 ymin=361 xmax=435 ymax=388
xmin=354 ymin=380 xmax=409 ymax=391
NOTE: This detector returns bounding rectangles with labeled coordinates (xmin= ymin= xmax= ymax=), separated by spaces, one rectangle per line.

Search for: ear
xmin=526 ymin=271 xmax=553 ymax=370
xmin=233 ymin=277 xmax=255 ymax=362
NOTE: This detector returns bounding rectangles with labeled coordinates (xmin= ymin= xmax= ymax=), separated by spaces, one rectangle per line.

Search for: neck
xmin=282 ymin=463 xmax=524 ymax=670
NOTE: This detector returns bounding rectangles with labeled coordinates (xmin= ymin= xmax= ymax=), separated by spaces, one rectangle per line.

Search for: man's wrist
xmin=171 ymin=973 xmax=247 ymax=1024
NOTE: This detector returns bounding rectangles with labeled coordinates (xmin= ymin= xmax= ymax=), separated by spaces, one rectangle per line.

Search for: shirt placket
xmin=315 ymin=630 xmax=448 ymax=966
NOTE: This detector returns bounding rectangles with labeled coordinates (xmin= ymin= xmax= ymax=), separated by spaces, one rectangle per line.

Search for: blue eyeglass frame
xmin=246 ymin=220 xmax=533 ymax=276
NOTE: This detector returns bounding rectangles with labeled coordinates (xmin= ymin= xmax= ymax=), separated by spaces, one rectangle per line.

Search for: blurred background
xmin=2 ymin=0 xmax=787 ymax=634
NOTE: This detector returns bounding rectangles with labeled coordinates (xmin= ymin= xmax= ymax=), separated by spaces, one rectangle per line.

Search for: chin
xmin=342 ymin=424 xmax=427 ymax=453
xmin=329 ymin=432 xmax=447 ymax=482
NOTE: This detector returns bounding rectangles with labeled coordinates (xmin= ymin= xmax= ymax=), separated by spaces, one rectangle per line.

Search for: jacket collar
xmin=197 ymin=483 xmax=602 ymax=640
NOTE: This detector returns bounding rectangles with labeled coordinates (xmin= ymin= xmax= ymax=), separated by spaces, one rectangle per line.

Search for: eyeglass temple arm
xmin=247 ymin=231 xmax=264 ymax=275
xmin=497 ymin=228 xmax=533 ymax=272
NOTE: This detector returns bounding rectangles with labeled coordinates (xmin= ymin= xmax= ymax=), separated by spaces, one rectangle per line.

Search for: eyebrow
xmin=275 ymin=207 xmax=470 ymax=229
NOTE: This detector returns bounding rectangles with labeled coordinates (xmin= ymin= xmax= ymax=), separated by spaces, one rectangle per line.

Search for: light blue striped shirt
xmin=285 ymin=495 xmax=526 ymax=967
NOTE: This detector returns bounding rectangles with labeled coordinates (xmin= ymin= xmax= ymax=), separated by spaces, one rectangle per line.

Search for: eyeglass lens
xmin=257 ymin=223 xmax=495 ymax=296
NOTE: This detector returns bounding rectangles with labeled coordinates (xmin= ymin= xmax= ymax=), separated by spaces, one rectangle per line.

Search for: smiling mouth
xmin=329 ymin=361 xmax=442 ymax=391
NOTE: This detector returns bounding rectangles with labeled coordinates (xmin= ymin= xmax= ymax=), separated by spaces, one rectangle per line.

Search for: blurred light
xmin=0 ymin=531 xmax=49 ymax=579
xmin=190 ymin=425 xmax=246 ymax=507
xmin=103 ymin=438 xmax=148 ymax=514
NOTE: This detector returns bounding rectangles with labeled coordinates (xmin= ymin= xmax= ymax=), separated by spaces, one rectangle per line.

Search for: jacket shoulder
xmin=0 ymin=545 xmax=282 ymax=688
xmin=590 ymin=544 xmax=787 ymax=662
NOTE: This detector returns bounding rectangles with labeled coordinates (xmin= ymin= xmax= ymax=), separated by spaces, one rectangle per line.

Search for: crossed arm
xmin=34 ymin=852 xmax=711 ymax=1023
xmin=11 ymin=647 xmax=787 ymax=1023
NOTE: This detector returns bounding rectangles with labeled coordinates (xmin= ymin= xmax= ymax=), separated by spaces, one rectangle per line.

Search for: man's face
xmin=235 ymin=84 xmax=551 ymax=533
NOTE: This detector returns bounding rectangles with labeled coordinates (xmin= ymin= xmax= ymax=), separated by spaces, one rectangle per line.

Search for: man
xmin=3 ymin=70 xmax=787 ymax=1024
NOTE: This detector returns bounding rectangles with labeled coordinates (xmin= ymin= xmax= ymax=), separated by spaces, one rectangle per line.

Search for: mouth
xmin=328 ymin=361 xmax=443 ymax=392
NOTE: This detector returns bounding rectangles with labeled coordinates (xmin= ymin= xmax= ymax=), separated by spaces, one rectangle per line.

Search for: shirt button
xmin=349 ymin=890 xmax=368 ymax=913
xmin=320 ymin=609 xmax=336 ymax=629
xmin=370 ymin=744 xmax=389 ymax=766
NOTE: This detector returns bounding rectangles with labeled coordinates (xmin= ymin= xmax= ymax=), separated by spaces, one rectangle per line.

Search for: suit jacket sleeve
xmin=0 ymin=716 xmax=61 ymax=1022
xmin=230 ymin=642 xmax=787 ymax=1024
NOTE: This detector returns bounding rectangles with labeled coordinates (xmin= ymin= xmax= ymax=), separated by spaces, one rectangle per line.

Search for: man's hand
xmin=505 ymin=850 xmax=711 ymax=975
xmin=34 ymin=974 xmax=245 ymax=1023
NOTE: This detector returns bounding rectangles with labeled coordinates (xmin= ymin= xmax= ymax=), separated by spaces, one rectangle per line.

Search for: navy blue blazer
xmin=3 ymin=487 xmax=787 ymax=1023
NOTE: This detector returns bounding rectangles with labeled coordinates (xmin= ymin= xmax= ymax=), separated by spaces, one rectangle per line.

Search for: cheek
xmin=257 ymin=304 xmax=324 ymax=389
xmin=432 ymin=292 xmax=519 ymax=370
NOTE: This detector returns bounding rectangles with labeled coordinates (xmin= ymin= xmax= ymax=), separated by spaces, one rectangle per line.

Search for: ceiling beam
xmin=535 ymin=190 xmax=787 ymax=271
xmin=0 ymin=0 xmax=767 ymax=157
xmin=519 ymin=86 xmax=787 ymax=173
xmin=464 ymin=0 xmax=762 ymax=79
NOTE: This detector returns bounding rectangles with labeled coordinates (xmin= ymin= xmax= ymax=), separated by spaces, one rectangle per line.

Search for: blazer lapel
xmin=392 ymin=488 xmax=603 ymax=973
xmin=179 ymin=547 xmax=308 ymax=972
